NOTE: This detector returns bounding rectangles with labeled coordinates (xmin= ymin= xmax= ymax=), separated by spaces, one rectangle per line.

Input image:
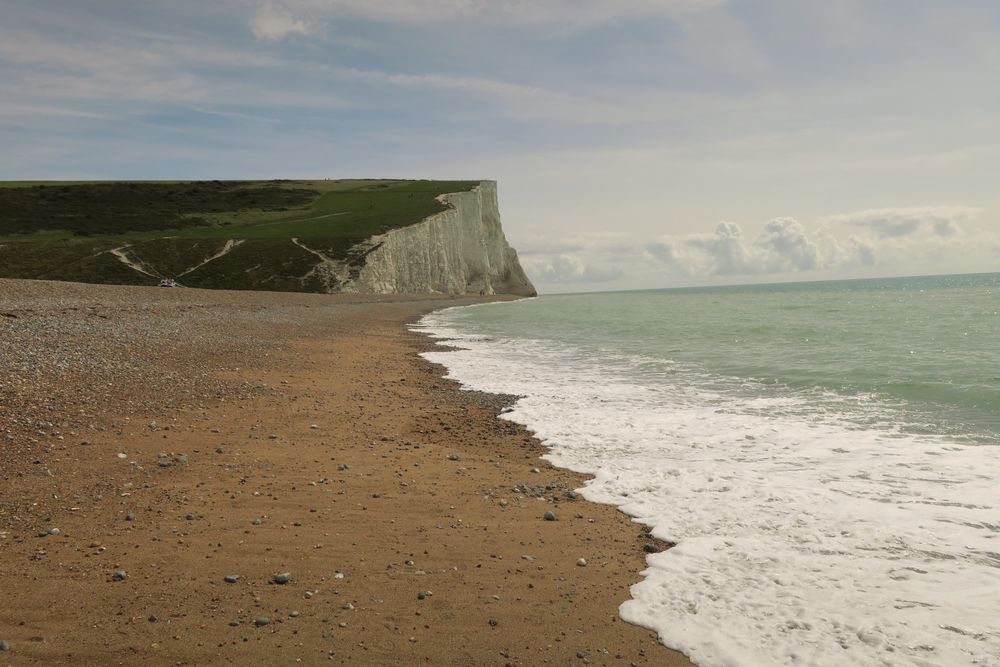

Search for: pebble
xmin=576 ymin=558 xmax=588 ymax=567
xmin=642 ymin=544 xmax=658 ymax=554
xmin=111 ymin=569 xmax=128 ymax=581
xmin=224 ymin=575 xmax=240 ymax=583
xmin=543 ymin=511 xmax=558 ymax=521
xmin=254 ymin=617 xmax=270 ymax=627
xmin=148 ymin=615 xmax=158 ymax=623
xmin=228 ymin=621 xmax=240 ymax=627
xmin=126 ymin=512 xmax=135 ymax=521
xmin=273 ymin=572 xmax=292 ymax=584
xmin=288 ymin=610 xmax=300 ymax=618
xmin=488 ymin=618 xmax=498 ymax=627
xmin=417 ymin=591 xmax=426 ymax=600
xmin=0 ymin=640 xmax=9 ymax=651
xmin=447 ymin=453 xmax=461 ymax=461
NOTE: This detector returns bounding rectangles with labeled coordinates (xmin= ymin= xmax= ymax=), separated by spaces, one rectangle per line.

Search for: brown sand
xmin=0 ymin=279 xmax=693 ymax=666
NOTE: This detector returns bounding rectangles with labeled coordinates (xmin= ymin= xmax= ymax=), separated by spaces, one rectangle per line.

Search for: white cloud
xmin=645 ymin=207 xmax=997 ymax=279
xmin=754 ymin=218 xmax=822 ymax=271
xmin=250 ymin=2 xmax=315 ymax=40
xmin=275 ymin=0 xmax=725 ymax=27
xmin=0 ymin=103 xmax=112 ymax=119
xmin=521 ymin=253 xmax=623 ymax=284
xmin=819 ymin=206 xmax=979 ymax=239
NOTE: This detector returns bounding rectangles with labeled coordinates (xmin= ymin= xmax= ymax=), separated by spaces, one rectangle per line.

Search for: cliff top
xmin=0 ymin=179 xmax=481 ymax=291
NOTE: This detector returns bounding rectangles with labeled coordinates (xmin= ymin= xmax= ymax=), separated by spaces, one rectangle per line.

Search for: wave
xmin=414 ymin=306 xmax=1000 ymax=667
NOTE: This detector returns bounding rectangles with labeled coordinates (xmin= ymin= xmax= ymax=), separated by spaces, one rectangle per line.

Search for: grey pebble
xmin=228 ymin=621 xmax=240 ymax=627
xmin=254 ymin=617 xmax=270 ymax=627
xmin=273 ymin=572 xmax=292 ymax=584
xmin=543 ymin=511 xmax=558 ymax=521
xmin=148 ymin=615 xmax=158 ymax=623
xmin=111 ymin=570 xmax=128 ymax=581
xmin=0 ymin=640 xmax=9 ymax=651
xmin=126 ymin=512 xmax=135 ymax=521
xmin=224 ymin=575 xmax=240 ymax=583
xmin=288 ymin=610 xmax=300 ymax=618
xmin=643 ymin=544 xmax=659 ymax=553
xmin=488 ymin=618 xmax=498 ymax=627
xmin=447 ymin=453 xmax=461 ymax=461
xmin=417 ymin=591 xmax=426 ymax=600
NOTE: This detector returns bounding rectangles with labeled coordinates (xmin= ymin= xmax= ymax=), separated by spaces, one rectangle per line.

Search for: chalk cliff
xmin=0 ymin=180 xmax=536 ymax=296
xmin=338 ymin=181 xmax=536 ymax=296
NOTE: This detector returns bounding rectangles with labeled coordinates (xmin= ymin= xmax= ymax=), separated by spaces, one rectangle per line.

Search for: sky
xmin=1 ymin=1 xmax=999 ymax=293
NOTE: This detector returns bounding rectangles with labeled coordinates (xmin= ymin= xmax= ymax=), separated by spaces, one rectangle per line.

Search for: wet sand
xmin=0 ymin=279 xmax=692 ymax=666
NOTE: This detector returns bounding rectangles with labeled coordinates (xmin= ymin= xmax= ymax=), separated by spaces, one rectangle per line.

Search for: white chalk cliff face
xmin=341 ymin=181 xmax=536 ymax=296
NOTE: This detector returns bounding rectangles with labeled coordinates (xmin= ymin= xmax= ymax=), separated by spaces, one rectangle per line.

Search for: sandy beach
xmin=0 ymin=279 xmax=691 ymax=666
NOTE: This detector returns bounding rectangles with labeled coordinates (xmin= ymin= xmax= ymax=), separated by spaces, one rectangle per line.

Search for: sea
xmin=414 ymin=272 xmax=1000 ymax=667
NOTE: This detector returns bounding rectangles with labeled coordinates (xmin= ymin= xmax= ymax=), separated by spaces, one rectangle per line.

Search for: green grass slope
xmin=0 ymin=179 xmax=477 ymax=291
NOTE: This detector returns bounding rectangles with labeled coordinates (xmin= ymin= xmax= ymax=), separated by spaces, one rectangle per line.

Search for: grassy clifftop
xmin=0 ymin=179 xmax=478 ymax=291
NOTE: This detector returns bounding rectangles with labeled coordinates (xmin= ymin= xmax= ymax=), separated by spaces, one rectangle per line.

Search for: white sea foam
xmin=415 ymin=313 xmax=1000 ymax=667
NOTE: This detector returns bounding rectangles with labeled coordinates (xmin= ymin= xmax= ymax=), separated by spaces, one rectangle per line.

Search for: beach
xmin=0 ymin=279 xmax=691 ymax=666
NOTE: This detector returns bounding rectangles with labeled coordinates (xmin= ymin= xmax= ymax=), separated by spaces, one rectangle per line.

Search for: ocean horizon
xmin=416 ymin=271 xmax=1000 ymax=666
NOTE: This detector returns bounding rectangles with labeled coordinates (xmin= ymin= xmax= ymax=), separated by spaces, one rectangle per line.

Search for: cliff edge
xmin=340 ymin=181 xmax=536 ymax=296
xmin=0 ymin=179 xmax=537 ymax=296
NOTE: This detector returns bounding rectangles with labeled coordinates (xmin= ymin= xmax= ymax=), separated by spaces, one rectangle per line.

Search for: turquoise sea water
xmin=418 ymin=273 xmax=1000 ymax=666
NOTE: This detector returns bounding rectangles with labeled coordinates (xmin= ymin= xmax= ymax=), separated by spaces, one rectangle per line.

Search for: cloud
xmin=754 ymin=218 xmax=821 ymax=271
xmin=274 ymin=0 xmax=725 ymax=27
xmin=0 ymin=103 xmax=113 ymax=120
xmin=250 ymin=2 xmax=315 ymax=40
xmin=521 ymin=253 xmax=623 ymax=284
xmin=646 ymin=206 xmax=995 ymax=279
xmin=819 ymin=206 xmax=979 ymax=239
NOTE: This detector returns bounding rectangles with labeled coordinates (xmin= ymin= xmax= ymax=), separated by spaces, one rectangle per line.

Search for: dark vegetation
xmin=0 ymin=181 xmax=317 ymax=236
xmin=0 ymin=179 xmax=478 ymax=291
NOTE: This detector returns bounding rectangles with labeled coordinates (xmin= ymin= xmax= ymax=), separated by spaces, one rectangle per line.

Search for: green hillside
xmin=0 ymin=179 xmax=478 ymax=291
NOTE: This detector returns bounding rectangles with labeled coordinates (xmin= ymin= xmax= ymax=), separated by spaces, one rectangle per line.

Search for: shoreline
xmin=0 ymin=279 xmax=692 ymax=666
